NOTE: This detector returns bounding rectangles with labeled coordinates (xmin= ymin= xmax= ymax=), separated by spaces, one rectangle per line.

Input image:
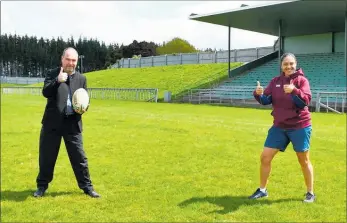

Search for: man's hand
xmin=57 ymin=67 xmax=68 ymax=83
xmin=255 ymin=81 xmax=264 ymax=96
xmin=74 ymin=105 xmax=87 ymax=115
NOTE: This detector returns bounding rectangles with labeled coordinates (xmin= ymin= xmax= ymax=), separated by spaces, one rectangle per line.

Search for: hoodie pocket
xmin=273 ymin=108 xmax=299 ymax=124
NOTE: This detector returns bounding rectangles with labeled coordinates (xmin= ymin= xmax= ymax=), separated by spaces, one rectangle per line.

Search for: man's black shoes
xmin=33 ymin=187 xmax=46 ymax=197
xmin=84 ymin=189 xmax=101 ymax=198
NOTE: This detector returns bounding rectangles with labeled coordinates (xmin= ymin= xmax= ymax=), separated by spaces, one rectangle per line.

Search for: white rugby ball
xmin=72 ymin=88 xmax=89 ymax=112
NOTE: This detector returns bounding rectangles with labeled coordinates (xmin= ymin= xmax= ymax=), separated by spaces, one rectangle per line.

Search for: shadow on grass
xmin=178 ymin=195 xmax=301 ymax=214
xmin=1 ymin=190 xmax=75 ymax=202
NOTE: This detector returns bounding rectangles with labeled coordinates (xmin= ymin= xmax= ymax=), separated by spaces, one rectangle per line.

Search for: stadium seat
xmin=213 ymin=52 xmax=346 ymax=100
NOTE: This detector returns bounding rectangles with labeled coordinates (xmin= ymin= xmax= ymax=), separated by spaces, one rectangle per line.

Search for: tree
xmin=0 ymin=33 xmax=206 ymax=76
xmin=105 ymin=43 xmax=122 ymax=68
xmin=156 ymin=37 xmax=197 ymax=55
xmin=121 ymin=40 xmax=158 ymax=58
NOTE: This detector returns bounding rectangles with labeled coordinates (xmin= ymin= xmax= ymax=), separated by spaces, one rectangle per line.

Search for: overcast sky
xmin=1 ymin=1 xmax=282 ymax=50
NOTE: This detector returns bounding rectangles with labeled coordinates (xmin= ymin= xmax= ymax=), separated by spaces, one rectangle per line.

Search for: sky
xmin=1 ymin=1 xmax=283 ymax=50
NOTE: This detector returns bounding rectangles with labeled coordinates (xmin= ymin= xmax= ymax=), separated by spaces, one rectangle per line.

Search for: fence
xmin=0 ymin=76 xmax=45 ymax=84
xmin=3 ymin=87 xmax=346 ymax=113
xmin=315 ymin=92 xmax=347 ymax=114
xmin=111 ymin=46 xmax=275 ymax=69
xmin=1 ymin=87 xmax=158 ymax=102
xmin=183 ymin=88 xmax=255 ymax=104
xmin=87 ymin=88 xmax=158 ymax=102
xmin=182 ymin=88 xmax=347 ymax=113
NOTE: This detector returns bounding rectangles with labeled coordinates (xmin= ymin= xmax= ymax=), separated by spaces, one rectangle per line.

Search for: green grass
xmin=0 ymin=83 xmax=30 ymax=87
xmin=1 ymin=94 xmax=346 ymax=222
xmin=30 ymin=63 xmax=242 ymax=99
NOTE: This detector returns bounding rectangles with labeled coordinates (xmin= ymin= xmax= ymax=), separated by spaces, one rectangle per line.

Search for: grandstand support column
xmin=345 ymin=9 xmax=347 ymax=75
xmin=278 ymin=19 xmax=283 ymax=73
xmin=228 ymin=25 xmax=231 ymax=77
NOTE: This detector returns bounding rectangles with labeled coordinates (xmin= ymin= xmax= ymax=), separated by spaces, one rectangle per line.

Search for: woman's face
xmin=281 ymin=55 xmax=297 ymax=76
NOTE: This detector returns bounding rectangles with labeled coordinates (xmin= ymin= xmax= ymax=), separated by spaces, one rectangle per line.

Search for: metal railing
xmin=1 ymin=87 xmax=158 ymax=103
xmin=88 ymin=88 xmax=158 ymax=102
xmin=1 ymin=76 xmax=45 ymax=84
xmin=185 ymin=88 xmax=254 ymax=104
xmin=184 ymin=88 xmax=347 ymax=113
xmin=315 ymin=92 xmax=347 ymax=114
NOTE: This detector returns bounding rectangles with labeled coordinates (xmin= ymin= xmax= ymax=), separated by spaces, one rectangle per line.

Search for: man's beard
xmin=65 ymin=67 xmax=75 ymax=74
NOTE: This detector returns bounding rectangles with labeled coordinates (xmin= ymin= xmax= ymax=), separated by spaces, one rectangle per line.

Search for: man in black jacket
xmin=34 ymin=47 xmax=100 ymax=198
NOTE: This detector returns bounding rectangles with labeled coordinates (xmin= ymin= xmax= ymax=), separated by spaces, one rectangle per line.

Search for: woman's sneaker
xmin=248 ymin=188 xmax=268 ymax=199
xmin=303 ymin=192 xmax=315 ymax=203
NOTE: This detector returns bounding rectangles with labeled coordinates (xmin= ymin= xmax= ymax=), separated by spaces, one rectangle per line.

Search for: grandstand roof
xmin=189 ymin=0 xmax=347 ymax=37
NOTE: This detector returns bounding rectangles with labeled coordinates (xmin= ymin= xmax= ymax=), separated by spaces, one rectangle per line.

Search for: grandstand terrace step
xmin=213 ymin=52 xmax=345 ymax=101
xmin=174 ymin=53 xmax=345 ymax=109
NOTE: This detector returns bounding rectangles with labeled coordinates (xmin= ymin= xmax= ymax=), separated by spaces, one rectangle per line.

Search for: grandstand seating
xmin=212 ymin=52 xmax=346 ymax=101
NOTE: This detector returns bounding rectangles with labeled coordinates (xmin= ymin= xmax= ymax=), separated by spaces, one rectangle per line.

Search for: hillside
xmin=26 ymin=63 xmax=242 ymax=99
xmin=85 ymin=63 xmax=242 ymax=99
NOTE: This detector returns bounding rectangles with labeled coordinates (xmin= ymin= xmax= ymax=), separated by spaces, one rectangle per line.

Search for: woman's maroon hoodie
xmin=253 ymin=68 xmax=312 ymax=129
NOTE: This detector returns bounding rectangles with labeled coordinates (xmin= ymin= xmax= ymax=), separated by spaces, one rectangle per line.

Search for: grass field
xmin=30 ymin=63 xmax=242 ymax=99
xmin=1 ymin=94 xmax=346 ymax=222
xmin=0 ymin=83 xmax=30 ymax=88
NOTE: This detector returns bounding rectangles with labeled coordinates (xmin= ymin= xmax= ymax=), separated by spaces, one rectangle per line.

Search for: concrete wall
xmin=284 ymin=32 xmax=345 ymax=54
xmin=335 ymin=32 xmax=345 ymax=53
xmin=111 ymin=46 xmax=275 ymax=69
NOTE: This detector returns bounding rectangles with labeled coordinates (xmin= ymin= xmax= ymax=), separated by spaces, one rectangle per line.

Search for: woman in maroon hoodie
xmin=249 ymin=53 xmax=315 ymax=203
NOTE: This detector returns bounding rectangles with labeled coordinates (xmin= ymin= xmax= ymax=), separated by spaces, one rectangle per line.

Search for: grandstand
xmin=187 ymin=0 xmax=346 ymax=112
xmin=212 ymin=52 xmax=346 ymax=100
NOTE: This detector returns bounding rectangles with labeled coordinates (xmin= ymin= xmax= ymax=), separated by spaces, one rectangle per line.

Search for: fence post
xmin=189 ymin=90 xmax=192 ymax=103
xmin=342 ymin=98 xmax=345 ymax=113
xmin=315 ymin=93 xmax=320 ymax=112
xmin=155 ymin=89 xmax=158 ymax=103
xmin=152 ymin=56 xmax=154 ymax=67
xmin=180 ymin=53 xmax=183 ymax=65
xmin=128 ymin=58 xmax=130 ymax=68
xmin=256 ymin=48 xmax=259 ymax=59
xmin=197 ymin=52 xmax=200 ymax=64
xmin=234 ymin=50 xmax=237 ymax=62
xmin=165 ymin=55 xmax=168 ymax=66
xmin=139 ymin=57 xmax=141 ymax=68
xmin=215 ymin=51 xmax=218 ymax=63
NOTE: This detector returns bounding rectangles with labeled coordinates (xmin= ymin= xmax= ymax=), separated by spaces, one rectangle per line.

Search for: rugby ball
xmin=72 ymin=88 xmax=89 ymax=113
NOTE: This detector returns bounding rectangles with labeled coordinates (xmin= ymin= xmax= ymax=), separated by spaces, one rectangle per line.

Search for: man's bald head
xmin=62 ymin=47 xmax=79 ymax=58
xmin=61 ymin=47 xmax=79 ymax=75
